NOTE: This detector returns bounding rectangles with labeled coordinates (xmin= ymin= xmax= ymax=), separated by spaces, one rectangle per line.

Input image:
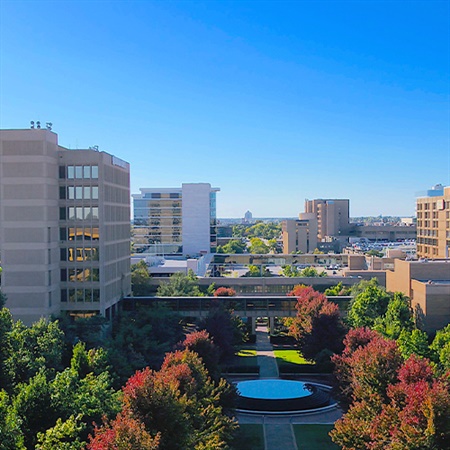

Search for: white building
xmin=132 ymin=183 xmax=220 ymax=256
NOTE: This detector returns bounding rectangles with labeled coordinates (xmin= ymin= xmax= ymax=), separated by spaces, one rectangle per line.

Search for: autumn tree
xmin=213 ymin=287 xmax=236 ymax=297
xmin=287 ymin=285 xmax=346 ymax=362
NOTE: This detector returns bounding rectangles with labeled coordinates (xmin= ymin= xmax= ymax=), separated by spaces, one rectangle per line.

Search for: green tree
xmin=397 ymin=329 xmax=431 ymax=359
xmin=324 ymin=282 xmax=351 ymax=296
xmin=281 ymin=265 xmax=300 ymax=277
xmin=248 ymin=237 xmax=270 ymax=254
xmin=36 ymin=415 xmax=86 ymax=450
xmin=0 ymin=390 xmax=24 ymax=450
xmin=300 ymin=266 xmax=327 ymax=277
xmin=131 ymin=260 xmax=153 ymax=296
xmin=373 ymin=292 xmax=414 ymax=339
xmin=0 ymin=308 xmax=14 ymax=390
xmin=218 ymin=239 xmax=247 ymax=254
xmin=347 ymin=284 xmax=390 ymax=328
xmin=157 ymin=270 xmax=204 ymax=297
xmin=430 ymin=324 xmax=450 ymax=371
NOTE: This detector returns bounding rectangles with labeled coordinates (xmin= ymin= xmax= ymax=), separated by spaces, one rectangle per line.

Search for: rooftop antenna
xmin=30 ymin=121 xmax=35 ymax=129
xmin=46 ymin=122 xmax=52 ymax=130
xmin=36 ymin=121 xmax=41 ymax=129
xmin=89 ymin=145 xmax=99 ymax=151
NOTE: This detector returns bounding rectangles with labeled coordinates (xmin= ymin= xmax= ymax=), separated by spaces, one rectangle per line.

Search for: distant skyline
xmin=1 ymin=0 xmax=449 ymax=217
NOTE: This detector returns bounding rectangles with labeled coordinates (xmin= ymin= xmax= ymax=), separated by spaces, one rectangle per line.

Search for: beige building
xmin=416 ymin=185 xmax=450 ymax=259
xmin=305 ymin=198 xmax=350 ymax=240
xmin=282 ymin=213 xmax=318 ymax=254
xmin=386 ymin=259 xmax=450 ymax=333
xmin=0 ymin=128 xmax=131 ymax=324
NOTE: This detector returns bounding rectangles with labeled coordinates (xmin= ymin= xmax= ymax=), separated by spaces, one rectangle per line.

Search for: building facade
xmin=416 ymin=184 xmax=450 ymax=259
xmin=282 ymin=213 xmax=318 ymax=254
xmin=305 ymin=198 xmax=350 ymax=240
xmin=132 ymin=183 xmax=219 ymax=256
xmin=0 ymin=128 xmax=131 ymax=324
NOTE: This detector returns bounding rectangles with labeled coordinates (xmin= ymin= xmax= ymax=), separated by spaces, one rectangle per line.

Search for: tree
xmin=213 ymin=287 xmax=236 ymax=297
xmin=300 ymin=266 xmax=327 ymax=277
xmin=0 ymin=389 xmax=24 ymax=450
xmin=248 ymin=237 xmax=270 ymax=254
xmin=36 ymin=415 xmax=86 ymax=450
xmin=430 ymin=324 xmax=450 ymax=372
xmin=217 ymin=239 xmax=247 ymax=254
xmin=324 ymin=282 xmax=351 ymax=296
xmin=131 ymin=260 xmax=152 ymax=296
xmin=281 ymin=265 xmax=300 ymax=277
xmin=332 ymin=328 xmax=403 ymax=408
xmin=397 ymin=328 xmax=431 ymax=360
xmin=347 ymin=284 xmax=390 ymax=328
xmin=200 ymin=300 xmax=246 ymax=363
xmin=331 ymin=355 xmax=450 ymax=450
xmin=157 ymin=270 xmax=204 ymax=297
xmin=287 ymin=285 xmax=346 ymax=362
xmin=373 ymin=292 xmax=414 ymax=339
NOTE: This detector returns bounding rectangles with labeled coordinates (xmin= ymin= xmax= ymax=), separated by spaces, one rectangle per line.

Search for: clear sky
xmin=1 ymin=0 xmax=449 ymax=218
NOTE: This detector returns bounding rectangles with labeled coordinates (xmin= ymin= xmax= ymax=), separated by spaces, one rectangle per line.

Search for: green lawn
xmin=293 ymin=424 xmax=339 ymax=449
xmin=232 ymin=424 xmax=264 ymax=450
xmin=237 ymin=349 xmax=257 ymax=357
xmin=273 ymin=349 xmax=313 ymax=365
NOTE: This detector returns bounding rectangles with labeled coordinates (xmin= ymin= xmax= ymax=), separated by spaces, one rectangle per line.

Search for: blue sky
xmin=1 ymin=0 xmax=449 ymax=217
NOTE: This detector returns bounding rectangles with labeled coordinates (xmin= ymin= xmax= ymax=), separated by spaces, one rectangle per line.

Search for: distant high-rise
xmin=132 ymin=183 xmax=220 ymax=256
xmin=243 ymin=210 xmax=253 ymax=223
xmin=0 ymin=128 xmax=131 ymax=324
xmin=304 ymin=199 xmax=350 ymax=240
xmin=416 ymin=184 xmax=450 ymax=259
xmin=282 ymin=213 xmax=318 ymax=254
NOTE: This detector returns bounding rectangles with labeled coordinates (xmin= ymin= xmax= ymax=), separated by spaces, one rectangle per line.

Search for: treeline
xmin=0 ymin=287 xmax=245 ymax=449
xmin=285 ymin=279 xmax=450 ymax=449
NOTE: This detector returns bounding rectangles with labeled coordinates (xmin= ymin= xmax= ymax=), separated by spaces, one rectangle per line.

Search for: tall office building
xmin=416 ymin=184 xmax=450 ymax=259
xmin=304 ymin=198 xmax=350 ymax=240
xmin=0 ymin=128 xmax=131 ymax=324
xmin=132 ymin=183 xmax=220 ymax=256
xmin=282 ymin=213 xmax=318 ymax=254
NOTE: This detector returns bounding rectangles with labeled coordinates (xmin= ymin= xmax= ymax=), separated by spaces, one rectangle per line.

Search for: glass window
xmin=60 ymin=248 xmax=67 ymax=261
xmin=67 ymin=187 xmax=74 ymax=199
xmin=76 ymin=187 xmax=83 ymax=199
xmin=60 ymin=269 xmax=67 ymax=282
xmin=83 ymin=166 xmax=91 ymax=178
xmin=92 ymin=186 xmax=99 ymax=199
xmin=92 ymin=289 xmax=100 ymax=302
xmin=75 ymin=166 xmax=83 ymax=179
xmin=59 ymin=227 xmax=67 ymax=241
xmin=76 ymin=207 xmax=83 ymax=219
xmin=67 ymin=166 xmax=75 ymax=179
xmin=61 ymin=289 xmax=67 ymax=302
xmin=91 ymin=207 xmax=99 ymax=219
xmin=59 ymin=207 xmax=66 ymax=220
xmin=91 ymin=166 xmax=98 ymax=179
xmin=92 ymin=227 xmax=99 ymax=240
xmin=84 ymin=186 xmax=91 ymax=199
xmin=59 ymin=187 xmax=66 ymax=199
xmin=69 ymin=207 xmax=76 ymax=220
xmin=59 ymin=166 xmax=66 ymax=179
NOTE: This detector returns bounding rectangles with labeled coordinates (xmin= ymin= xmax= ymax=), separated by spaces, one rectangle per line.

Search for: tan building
xmin=386 ymin=259 xmax=450 ymax=333
xmin=305 ymin=198 xmax=350 ymax=240
xmin=0 ymin=127 xmax=131 ymax=324
xmin=416 ymin=184 xmax=450 ymax=259
xmin=282 ymin=213 xmax=318 ymax=254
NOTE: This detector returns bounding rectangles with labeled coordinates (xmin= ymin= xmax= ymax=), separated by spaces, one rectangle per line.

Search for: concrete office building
xmin=386 ymin=259 xmax=450 ymax=333
xmin=0 ymin=128 xmax=131 ymax=324
xmin=133 ymin=183 xmax=219 ymax=256
xmin=282 ymin=213 xmax=318 ymax=254
xmin=305 ymin=198 xmax=350 ymax=240
xmin=416 ymin=184 xmax=450 ymax=259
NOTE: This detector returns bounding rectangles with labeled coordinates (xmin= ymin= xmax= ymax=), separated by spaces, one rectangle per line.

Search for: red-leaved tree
xmin=213 ymin=287 xmax=236 ymax=297
xmin=287 ymin=285 xmax=346 ymax=361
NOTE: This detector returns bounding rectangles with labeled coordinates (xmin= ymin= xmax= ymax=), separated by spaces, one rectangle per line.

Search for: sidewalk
xmin=237 ymin=324 xmax=342 ymax=449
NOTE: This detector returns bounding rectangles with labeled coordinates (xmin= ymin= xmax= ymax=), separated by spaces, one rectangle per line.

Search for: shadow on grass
xmin=293 ymin=424 xmax=339 ymax=450
xmin=232 ymin=424 xmax=264 ymax=450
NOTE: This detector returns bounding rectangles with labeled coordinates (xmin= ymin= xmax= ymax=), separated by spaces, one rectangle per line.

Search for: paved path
xmin=237 ymin=325 xmax=342 ymax=449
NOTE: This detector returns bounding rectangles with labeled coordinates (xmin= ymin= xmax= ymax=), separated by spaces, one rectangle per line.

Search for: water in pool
xmin=237 ymin=379 xmax=313 ymax=400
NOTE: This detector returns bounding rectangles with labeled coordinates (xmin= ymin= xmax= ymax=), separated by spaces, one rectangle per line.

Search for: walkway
xmin=236 ymin=325 xmax=342 ymax=449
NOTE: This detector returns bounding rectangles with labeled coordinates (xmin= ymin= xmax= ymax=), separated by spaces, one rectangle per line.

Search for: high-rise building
xmin=282 ymin=213 xmax=318 ymax=254
xmin=132 ymin=183 xmax=219 ymax=256
xmin=304 ymin=198 xmax=350 ymax=240
xmin=416 ymin=184 xmax=450 ymax=259
xmin=0 ymin=128 xmax=131 ymax=324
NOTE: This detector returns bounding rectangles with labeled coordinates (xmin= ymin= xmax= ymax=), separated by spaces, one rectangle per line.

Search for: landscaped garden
xmin=232 ymin=424 xmax=265 ymax=450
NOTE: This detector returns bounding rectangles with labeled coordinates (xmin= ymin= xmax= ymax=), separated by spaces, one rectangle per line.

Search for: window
xmin=60 ymin=207 xmax=66 ymax=220
xmin=84 ymin=186 xmax=91 ymax=199
xmin=83 ymin=166 xmax=91 ymax=178
xmin=59 ymin=187 xmax=66 ymax=199
xmin=75 ymin=166 xmax=83 ymax=179
xmin=91 ymin=166 xmax=98 ymax=178
xmin=92 ymin=186 xmax=99 ymax=199
xmin=59 ymin=166 xmax=66 ymax=179
xmin=68 ymin=166 xmax=75 ymax=179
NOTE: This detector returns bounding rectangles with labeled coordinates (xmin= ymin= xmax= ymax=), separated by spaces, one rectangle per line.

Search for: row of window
xmin=60 ymin=165 xmax=99 ymax=180
xmin=60 ymin=268 xmax=100 ymax=282
xmin=60 ymin=186 xmax=99 ymax=200
xmin=60 ymin=227 xmax=100 ymax=241
xmin=60 ymin=247 xmax=99 ymax=262
xmin=61 ymin=288 xmax=100 ymax=302
xmin=60 ymin=207 xmax=99 ymax=221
